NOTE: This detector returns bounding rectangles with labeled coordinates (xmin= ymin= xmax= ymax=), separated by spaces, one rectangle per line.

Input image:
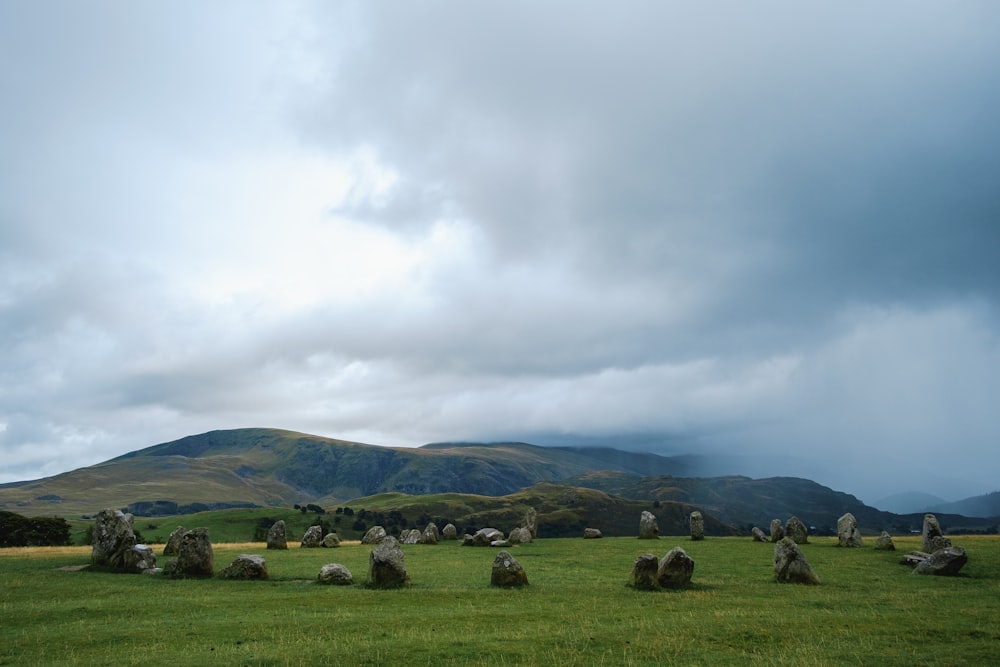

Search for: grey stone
xmin=921 ymin=514 xmax=950 ymax=553
xmin=912 ymin=546 xmax=968 ymax=576
xmin=769 ymin=519 xmax=785 ymax=543
xmin=638 ymin=511 xmax=659 ymax=539
xmin=300 ymin=525 xmax=323 ymax=548
xmin=524 ymin=507 xmax=538 ymax=539
xmin=91 ymin=509 xmax=139 ymax=571
xmin=322 ymin=532 xmax=341 ymax=548
xmin=441 ymin=523 xmax=458 ymax=540
xmin=468 ymin=528 xmax=504 ymax=546
xmin=837 ymin=513 xmax=864 ymax=548
xmin=220 ymin=554 xmax=268 ymax=580
xmin=123 ymin=544 xmax=158 ymax=573
xmin=490 ymin=540 xmax=511 ymax=548
xmin=875 ymin=531 xmax=895 ymax=551
xmin=689 ymin=511 xmax=704 ymax=541
xmin=166 ymin=528 xmax=214 ymax=577
xmin=318 ymin=563 xmax=354 ymax=585
xmin=751 ymin=527 xmax=768 ymax=542
xmin=266 ymin=520 xmax=287 ymax=550
xmin=461 ymin=534 xmax=475 ymax=546
xmin=583 ymin=528 xmax=603 ymax=539
xmin=508 ymin=527 xmax=532 ymax=544
xmin=366 ymin=536 xmax=409 ymax=588
xmin=774 ymin=537 xmax=820 ymax=585
xmin=401 ymin=528 xmax=421 ymax=544
xmin=490 ymin=550 xmax=528 ymax=587
xmin=362 ymin=525 xmax=388 ymax=545
xmin=163 ymin=526 xmax=185 ymax=556
xmin=657 ymin=546 xmax=695 ymax=589
xmin=628 ymin=553 xmax=661 ymax=591
xmin=421 ymin=522 xmax=439 ymax=544
xmin=785 ymin=516 xmax=809 ymax=544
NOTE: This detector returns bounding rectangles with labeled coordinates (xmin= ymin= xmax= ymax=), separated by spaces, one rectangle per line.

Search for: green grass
xmin=1 ymin=536 xmax=998 ymax=666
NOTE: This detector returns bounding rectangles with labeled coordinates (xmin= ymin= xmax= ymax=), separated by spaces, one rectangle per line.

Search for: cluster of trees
xmin=0 ymin=511 xmax=72 ymax=547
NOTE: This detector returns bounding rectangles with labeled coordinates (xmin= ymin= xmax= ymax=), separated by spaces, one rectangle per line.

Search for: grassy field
xmin=1 ymin=536 xmax=998 ymax=666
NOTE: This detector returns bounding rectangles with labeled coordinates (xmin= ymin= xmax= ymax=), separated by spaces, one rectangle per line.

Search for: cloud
xmin=1 ymin=2 xmax=999 ymax=506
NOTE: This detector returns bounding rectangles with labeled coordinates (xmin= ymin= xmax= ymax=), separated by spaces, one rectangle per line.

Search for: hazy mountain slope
xmin=563 ymin=471 xmax=904 ymax=534
xmin=930 ymin=491 xmax=1000 ymax=518
xmin=872 ymin=491 xmax=949 ymax=515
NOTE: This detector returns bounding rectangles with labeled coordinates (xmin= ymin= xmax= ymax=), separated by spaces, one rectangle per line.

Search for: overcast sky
xmin=2 ymin=2 xmax=998 ymax=505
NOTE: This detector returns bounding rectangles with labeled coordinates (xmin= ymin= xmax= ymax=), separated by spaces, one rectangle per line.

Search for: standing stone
xmin=769 ymin=519 xmax=785 ymax=543
xmin=524 ymin=507 xmax=538 ymax=539
xmin=583 ymin=528 xmax=603 ymax=539
xmin=912 ymin=546 xmax=968 ymax=576
xmin=318 ymin=563 xmax=353 ymax=585
xmin=837 ymin=513 xmax=864 ymax=548
xmin=362 ymin=525 xmax=388 ymax=545
xmin=471 ymin=528 xmax=504 ymax=546
xmin=491 ymin=550 xmax=528 ymax=587
xmin=167 ymin=528 xmax=214 ymax=577
xmin=921 ymin=514 xmax=952 ymax=552
xmin=401 ymin=528 xmax=421 ymax=544
xmin=366 ymin=536 xmax=409 ymax=588
xmin=875 ymin=531 xmax=896 ymax=551
xmin=220 ymin=555 xmax=268 ymax=580
xmin=774 ymin=537 xmax=820 ymax=585
xmin=91 ymin=509 xmax=138 ymax=571
xmin=751 ymin=527 xmax=768 ymax=542
xmin=163 ymin=526 xmax=186 ymax=556
xmin=266 ymin=520 xmax=287 ymax=550
xmin=638 ymin=511 xmax=659 ymax=539
xmin=689 ymin=511 xmax=705 ymax=541
xmin=657 ymin=547 xmax=695 ymax=589
xmin=300 ymin=525 xmax=324 ymax=548
xmin=421 ymin=522 xmax=439 ymax=544
xmin=508 ymin=527 xmax=532 ymax=544
xmin=628 ymin=554 xmax=661 ymax=591
xmin=785 ymin=516 xmax=809 ymax=544
xmin=442 ymin=523 xmax=458 ymax=540
xmin=322 ymin=532 xmax=341 ymax=548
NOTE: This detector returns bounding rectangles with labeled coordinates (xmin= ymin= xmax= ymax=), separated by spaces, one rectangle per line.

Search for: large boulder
xmin=322 ymin=533 xmax=341 ymax=548
xmin=583 ymin=528 xmax=603 ymax=539
xmin=751 ymin=527 xmax=768 ymax=542
xmin=220 ymin=555 xmax=268 ymax=580
xmin=912 ymin=546 xmax=968 ymax=576
xmin=163 ymin=526 xmax=185 ymax=556
xmin=508 ymin=527 xmax=532 ymax=544
xmin=875 ymin=531 xmax=896 ymax=551
xmin=441 ymin=523 xmax=458 ymax=540
xmin=123 ymin=544 xmax=158 ymax=573
xmin=366 ymin=536 xmax=409 ymax=588
xmin=638 ymin=511 xmax=659 ymax=539
xmin=362 ymin=525 xmax=388 ymax=545
xmin=785 ymin=516 xmax=809 ymax=544
xmin=91 ymin=509 xmax=139 ymax=571
xmin=401 ymin=528 xmax=422 ymax=545
xmin=467 ymin=528 xmax=504 ymax=546
xmin=318 ymin=563 xmax=354 ymax=585
xmin=300 ymin=525 xmax=324 ymax=548
xmin=657 ymin=547 xmax=695 ymax=589
xmin=491 ymin=550 xmax=528 ymax=588
xmin=166 ymin=528 xmax=214 ymax=577
xmin=628 ymin=553 xmax=661 ymax=591
xmin=921 ymin=514 xmax=951 ymax=552
xmin=689 ymin=511 xmax=704 ymax=541
xmin=769 ymin=519 xmax=785 ymax=543
xmin=774 ymin=537 xmax=819 ymax=585
xmin=266 ymin=520 xmax=287 ymax=550
xmin=421 ymin=522 xmax=439 ymax=545
xmin=836 ymin=513 xmax=864 ymax=548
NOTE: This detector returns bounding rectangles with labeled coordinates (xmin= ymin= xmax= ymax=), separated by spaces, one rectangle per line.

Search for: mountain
xmin=0 ymin=428 xmax=693 ymax=518
xmin=929 ymin=491 xmax=1000 ymax=518
xmin=872 ymin=491 xmax=949 ymax=515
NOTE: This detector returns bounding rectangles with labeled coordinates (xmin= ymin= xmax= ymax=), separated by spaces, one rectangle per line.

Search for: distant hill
xmin=873 ymin=491 xmax=948 ymax=515
xmin=930 ymin=491 xmax=1000 ymax=519
xmin=0 ymin=428 xmax=692 ymax=518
